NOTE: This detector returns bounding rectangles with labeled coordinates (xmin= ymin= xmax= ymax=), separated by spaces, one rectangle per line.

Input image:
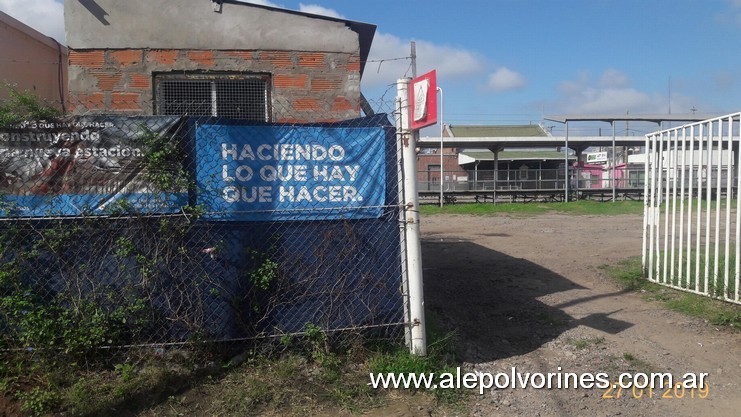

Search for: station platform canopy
xmin=418 ymin=114 xmax=721 ymax=151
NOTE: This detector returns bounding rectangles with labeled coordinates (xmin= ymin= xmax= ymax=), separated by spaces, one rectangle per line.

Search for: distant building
xmin=418 ymin=124 xmax=575 ymax=191
xmin=416 ymin=125 xmax=461 ymax=191
xmin=64 ymin=0 xmax=376 ymax=122
xmin=0 ymin=10 xmax=68 ymax=107
xmin=459 ymin=149 xmax=576 ymax=190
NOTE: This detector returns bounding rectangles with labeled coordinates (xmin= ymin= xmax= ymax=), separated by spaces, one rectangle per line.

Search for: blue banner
xmin=0 ymin=116 xmax=186 ymax=217
xmin=195 ymin=124 xmax=386 ymax=221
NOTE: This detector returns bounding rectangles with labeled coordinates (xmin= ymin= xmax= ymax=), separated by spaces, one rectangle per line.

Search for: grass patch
xmin=367 ymin=321 xmax=467 ymax=407
xmin=420 ymin=200 xmax=644 ymax=216
xmin=622 ymin=352 xmax=655 ymax=373
xmin=602 ymin=257 xmax=741 ymax=329
xmin=568 ymin=336 xmax=606 ymax=350
xmin=601 ymin=257 xmax=648 ymax=291
xmin=1 ymin=322 xmax=467 ymax=416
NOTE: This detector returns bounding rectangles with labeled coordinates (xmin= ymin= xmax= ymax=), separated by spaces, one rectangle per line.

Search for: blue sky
xmin=3 ymin=0 xmax=741 ymax=132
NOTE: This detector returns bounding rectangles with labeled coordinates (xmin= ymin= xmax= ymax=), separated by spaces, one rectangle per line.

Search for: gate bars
xmin=643 ymin=112 xmax=741 ymax=304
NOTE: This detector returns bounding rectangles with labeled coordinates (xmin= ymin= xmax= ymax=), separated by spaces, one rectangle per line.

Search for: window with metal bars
xmin=153 ymin=73 xmax=271 ymax=121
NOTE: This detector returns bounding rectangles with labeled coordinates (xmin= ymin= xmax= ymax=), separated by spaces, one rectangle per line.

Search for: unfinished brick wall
xmin=67 ymin=49 xmax=362 ymax=122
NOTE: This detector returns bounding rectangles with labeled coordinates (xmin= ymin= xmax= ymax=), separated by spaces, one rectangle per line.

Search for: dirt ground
xmin=375 ymin=212 xmax=740 ymax=417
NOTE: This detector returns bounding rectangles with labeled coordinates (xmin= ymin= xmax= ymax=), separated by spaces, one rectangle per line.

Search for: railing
xmin=417 ymin=167 xmax=649 ymax=193
xmin=643 ymin=112 xmax=741 ymax=305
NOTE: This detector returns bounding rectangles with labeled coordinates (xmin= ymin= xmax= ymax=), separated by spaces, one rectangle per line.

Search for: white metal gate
xmin=642 ymin=113 xmax=741 ymax=304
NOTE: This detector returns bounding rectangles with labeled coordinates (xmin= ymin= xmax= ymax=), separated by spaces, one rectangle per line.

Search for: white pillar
xmin=396 ymin=78 xmax=427 ymax=356
xmin=438 ymin=86 xmax=444 ymax=208
xmin=612 ymin=121 xmax=617 ymax=201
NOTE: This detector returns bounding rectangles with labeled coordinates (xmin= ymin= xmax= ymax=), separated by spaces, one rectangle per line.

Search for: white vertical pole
xmin=657 ymin=130 xmax=666 ymax=281
xmin=438 ymin=86 xmax=444 ymax=208
xmin=663 ymin=131 xmax=671 ymax=284
xmin=565 ymin=122 xmax=569 ymax=202
xmin=685 ymin=126 xmax=694 ymax=290
xmin=655 ymin=131 xmax=662 ymax=279
xmin=397 ymin=78 xmax=427 ymax=356
xmin=705 ymin=122 xmax=713 ymax=294
xmin=648 ymin=134 xmax=655 ymax=280
xmin=670 ymin=129 xmax=679 ymax=285
xmin=714 ymin=120 xmax=722 ymax=296
xmin=612 ymin=121 xmax=617 ymax=201
xmin=695 ymin=123 xmax=704 ymax=292
xmin=642 ymin=132 xmax=651 ymax=276
xmin=395 ymin=89 xmax=411 ymax=349
xmin=679 ymin=127 xmax=688 ymax=289
xmin=724 ymin=116 xmax=732 ymax=300
xmin=735 ymin=113 xmax=741 ymax=302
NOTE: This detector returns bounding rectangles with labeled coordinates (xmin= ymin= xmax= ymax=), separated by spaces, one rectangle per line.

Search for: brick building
xmin=64 ymin=0 xmax=376 ymax=122
xmin=416 ymin=125 xmax=461 ymax=191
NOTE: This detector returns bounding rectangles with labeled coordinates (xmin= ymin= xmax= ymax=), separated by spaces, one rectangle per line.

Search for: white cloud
xmin=713 ymin=71 xmax=736 ymax=90
xmin=238 ymin=0 xmax=284 ymax=7
xmin=246 ymin=3 xmax=486 ymax=92
xmin=298 ymin=3 xmax=344 ymax=18
xmin=363 ymin=32 xmax=485 ymax=89
xmin=598 ymin=69 xmax=630 ymax=88
xmin=241 ymin=1 xmax=345 ymax=18
xmin=716 ymin=0 xmax=741 ymax=27
xmin=0 ymin=0 xmax=65 ymax=43
xmin=240 ymin=2 xmax=488 ymax=93
xmin=486 ymin=67 xmax=526 ymax=92
xmin=551 ymin=69 xmax=683 ymax=114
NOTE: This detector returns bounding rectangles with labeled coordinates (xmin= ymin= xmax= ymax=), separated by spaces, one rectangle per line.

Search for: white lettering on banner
xmin=313 ymin=165 xmax=359 ymax=182
xmin=222 ymin=186 xmax=273 ymax=203
xmin=219 ymin=142 xmax=369 ymax=206
xmin=220 ymin=143 xmax=346 ymax=162
xmin=0 ymin=146 xmax=143 ymax=159
xmin=0 ymin=130 xmax=102 ymax=144
xmin=278 ymin=186 xmax=362 ymax=203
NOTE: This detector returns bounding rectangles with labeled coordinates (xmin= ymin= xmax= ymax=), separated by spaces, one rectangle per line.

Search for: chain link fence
xmin=0 ymin=92 xmax=410 ymax=366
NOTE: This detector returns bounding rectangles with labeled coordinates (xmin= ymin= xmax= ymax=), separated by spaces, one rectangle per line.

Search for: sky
xmin=3 ymin=0 xmax=741 ymax=135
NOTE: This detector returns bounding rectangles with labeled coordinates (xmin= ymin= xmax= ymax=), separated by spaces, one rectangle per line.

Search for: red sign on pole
xmin=409 ymin=70 xmax=437 ymax=130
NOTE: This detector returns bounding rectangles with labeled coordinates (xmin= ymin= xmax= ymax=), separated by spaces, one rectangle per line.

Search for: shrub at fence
xmin=0 ymin=108 xmax=406 ymax=360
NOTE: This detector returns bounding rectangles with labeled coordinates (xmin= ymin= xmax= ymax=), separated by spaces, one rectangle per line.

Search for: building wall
xmin=416 ymin=148 xmax=461 ymax=191
xmin=64 ymin=0 xmax=370 ymax=122
xmin=67 ymin=48 xmax=361 ymax=121
xmin=0 ymin=11 xmax=68 ymax=107
xmin=64 ymin=0 xmax=360 ymax=53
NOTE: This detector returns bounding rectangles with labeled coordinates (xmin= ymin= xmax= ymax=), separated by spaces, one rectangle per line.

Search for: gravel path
xmin=412 ymin=212 xmax=741 ymax=417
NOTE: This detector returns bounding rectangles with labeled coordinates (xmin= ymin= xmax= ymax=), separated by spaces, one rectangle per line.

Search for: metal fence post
xmin=396 ymin=78 xmax=427 ymax=356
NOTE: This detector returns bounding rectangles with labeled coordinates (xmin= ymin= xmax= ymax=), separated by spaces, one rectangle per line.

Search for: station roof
xmin=420 ymin=115 xmax=728 ymax=150
xmin=449 ymin=124 xmax=548 ymax=137
xmin=543 ymin=113 xmax=721 ymax=124
xmin=460 ymin=150 xmax=574 ymax=161
xmin=418 ymin=135 xmax=645 ymax=150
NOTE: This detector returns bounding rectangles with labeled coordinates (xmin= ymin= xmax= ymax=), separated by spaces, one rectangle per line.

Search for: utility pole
xmin=410 ymin=41 xmax=417 ymax=78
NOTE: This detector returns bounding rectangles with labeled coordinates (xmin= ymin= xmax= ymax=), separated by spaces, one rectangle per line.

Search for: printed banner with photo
xmin=0 ymin=116 xmax=187 ymax=217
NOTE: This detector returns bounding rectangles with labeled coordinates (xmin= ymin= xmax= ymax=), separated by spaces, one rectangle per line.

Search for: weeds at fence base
xmin=602 ymin=257 xmax=741 ymax=329
xmin=0 ymin=343 xmax=221 ymax=416
xmin=0 ymin=322 xmax=468 ymax=416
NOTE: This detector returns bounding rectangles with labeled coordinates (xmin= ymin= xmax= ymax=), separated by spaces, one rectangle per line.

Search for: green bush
xmin=0 ymin=85 xmax=61 ymax=128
